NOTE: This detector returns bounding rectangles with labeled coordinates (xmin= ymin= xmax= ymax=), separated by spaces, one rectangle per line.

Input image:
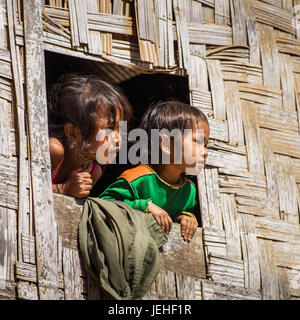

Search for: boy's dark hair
xmin=47 ymin=73 xmax=132 ymax=152
xmin=139 ymin=100 xmax=209 ymax=163
xmin=140 ymin=100 xmax=208 ymax=134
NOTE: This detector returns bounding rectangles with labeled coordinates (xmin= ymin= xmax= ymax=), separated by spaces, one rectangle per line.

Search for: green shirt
xmin=99 ymin=164 xmax=198 ymax=221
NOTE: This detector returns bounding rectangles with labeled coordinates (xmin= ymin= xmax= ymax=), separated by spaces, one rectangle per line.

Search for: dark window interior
xmin=45 ymin=50 xmax=200 ymax=225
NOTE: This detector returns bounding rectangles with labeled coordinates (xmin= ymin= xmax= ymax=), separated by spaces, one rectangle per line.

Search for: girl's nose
xmin=114 ymin=130 xmax=122 ymax=147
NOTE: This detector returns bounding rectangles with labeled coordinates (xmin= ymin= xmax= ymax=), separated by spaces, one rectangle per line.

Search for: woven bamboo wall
xmin=0 ymin=0 xmax=300 ymax=300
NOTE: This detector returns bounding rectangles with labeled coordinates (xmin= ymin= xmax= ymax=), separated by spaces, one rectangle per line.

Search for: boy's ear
xmin=64 ymin=123 xmax=82 ymax=143
xmin=159 ymin=134 xmax=171 ymax=155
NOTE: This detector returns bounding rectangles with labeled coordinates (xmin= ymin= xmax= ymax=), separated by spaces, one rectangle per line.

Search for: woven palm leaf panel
xmin=0 ymin=0 xmax=300 ymax=300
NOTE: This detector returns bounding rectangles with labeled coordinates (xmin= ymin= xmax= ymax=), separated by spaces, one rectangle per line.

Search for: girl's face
xmin=90 ymin=111 xmax=122 ymax=165
xmin=74 ymin=113 xmax=121 ymax=164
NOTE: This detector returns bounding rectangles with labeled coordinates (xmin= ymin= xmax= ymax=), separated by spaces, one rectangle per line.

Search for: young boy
xmin=100 ymin=100 xmax=210 ymax=241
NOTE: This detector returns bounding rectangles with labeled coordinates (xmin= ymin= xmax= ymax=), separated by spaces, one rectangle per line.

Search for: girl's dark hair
xmin=47 ymin=73 xmax=132 ymax=154
xmin=140 ymin=100 xmax=208 ymax=134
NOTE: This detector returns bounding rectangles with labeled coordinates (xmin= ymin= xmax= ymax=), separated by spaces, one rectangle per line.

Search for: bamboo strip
xmin=87 ymin=0 xmax=102 ymax=55
xmin=258 ymin=24 xmax=281 ymax=88
xmin=63 ymin=248 xmax=84 ymax=300
xmin=190 ymin=89 xmax=212 ymax=110
xmin=189 ymin=45 xmax=208 ymax=90
xmin=187 ymin=22 xmax=232 ymax=46
xmin=273 ymin=242 xmax=300 ymax=268
xmin=240 ymin=232 xmax=261 ymax=290
xmin=201 ymin=279 xmax=261 ymax=300
xmin=276 ymin=155 xmax=299 ymax=224
xmin=253 ymin=0 xmax=295 ymax=35
xmin=255 ymin=217 xmax=300 ymax=245
xmin=220 ymin=193 xmax=242 ymax=260
xmin=256 ymin=104 xmax=298 ymax=133
xmin=219 ymin=174 xmax=266 ymax=189
xmin=157 ymin=0 xmax=166 ymax=67
xmin=6 ymin=0 xmax=28 ymax=263
xmin=68 ymin=0 xmax=79 ymax=47
xmin=23 ymin=0 xmax=59 ymax=299
xmin=259 ymin=133 xmax=281 ymax=216
xmin=241 ymin=100 xmax=265 ymax=175
xmin=173 ymin=0 xmax=190 ymax=71
xmin=294 ymin=73 xmax=300 ymax=134
xmin=15 ymin=261 xmax=37 ymax=282
xmin=21 ymin=233 xmax=35 ymax=264
xmin=113 ymin=0 xmax=122 ymax=15
xmin=244 ymin=0 xmax=260 ymax=65
xmin=215 ymin=0 xmax=229 ymax=25
xmin=73 ymin=0 xmax=89 ymax=46
xmin=224 ymin=81 xmax=244 ymax=145
xmin=209 ymin=139 xmax=246 ymax=154
xmin=175 ymin=274 xmax=202 ymax=300
xmin=238 ymin=83 xmax=283 ymax=107
xmin=0 ymin=206 xmax=17 ymax=285
xmin=196 ymin=0 xmax=214 ymax=7
xmin=258 ymin=239 xmax=280 ymax=300
xmin=206 ymin=149 xmax=248 ymax=171
xmin=197 ymin=168 xmax=210 ymax=228
xmin=207 ymin=59 xmax=226 ymax=120
xmin=279 ymin=54 xmax=296 ymax=111
xmin=260 ymin=127 xmax=300 ymax=158
xmin=277 ymin=36 xmax=300 ymax=57
xmin=205 ymin=168 xmax=224 ymax=230
xmin=277 ymin=267 xmax=291 ymax=300
xmin=189 ymin=0 xmax=203 ymax=24
xmin=230 ymin=0 xmax=247 ymax=45
xmin=166 ymin=0 xmax=175 ymax=67
xmin=99 ymin=0 xmax=112 ymax=55
xmin=206 ymin=118 xmax=228 ymax=142
xmin=17 ymin=282 xmax=38 ymax=300
xmin=0 ymin=0 xmax=6 ymax=49
xmin=0 ymin=98 xmax=11 ymax=157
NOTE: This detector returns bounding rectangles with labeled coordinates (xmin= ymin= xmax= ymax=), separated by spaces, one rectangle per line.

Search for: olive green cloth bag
xmin=79 ymin=198 xmax=167 ymax=300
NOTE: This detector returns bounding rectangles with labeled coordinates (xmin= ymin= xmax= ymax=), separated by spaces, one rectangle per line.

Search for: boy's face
xmin=178 ymin=120 xmax=210 ymax=175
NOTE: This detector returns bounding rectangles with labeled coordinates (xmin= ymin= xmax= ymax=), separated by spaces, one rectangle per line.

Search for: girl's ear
xmin=64 ymin=123 xmax=82 ymax=145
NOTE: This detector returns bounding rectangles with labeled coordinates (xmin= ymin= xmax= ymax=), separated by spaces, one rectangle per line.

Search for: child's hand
xmin=176 ymin=214 xmax=198 ymax=241
xmin=63 ymin=168 xmax=93 ymax=198
xmin=148 ymin=201 xmax=173 ymax=236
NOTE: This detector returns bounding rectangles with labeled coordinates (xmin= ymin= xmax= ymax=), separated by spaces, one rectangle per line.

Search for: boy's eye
xmin=193 ymin=138 xmax=203 ymax=144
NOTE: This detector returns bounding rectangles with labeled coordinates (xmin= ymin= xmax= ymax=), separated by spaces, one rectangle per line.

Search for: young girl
xmin=100 ymin=100 xmax=210 ymax=241
xmin=48 ymin=73 xmax=132 ymax=198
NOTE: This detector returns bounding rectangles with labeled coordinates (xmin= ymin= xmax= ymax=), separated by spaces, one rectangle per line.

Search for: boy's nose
xmin=203 ymin=149 xmax=208 ymax=163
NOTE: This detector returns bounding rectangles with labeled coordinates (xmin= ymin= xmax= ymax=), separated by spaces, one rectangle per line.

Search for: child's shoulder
xmin=118 ymin=164 xmax=154 ymax=183
xmin=184 ymin=176 xmax=195 ymax=184
xmin=49 ymin=137 xmax=65 ymax=168
xmin=183 ymin=176 xmax=197 ymax=189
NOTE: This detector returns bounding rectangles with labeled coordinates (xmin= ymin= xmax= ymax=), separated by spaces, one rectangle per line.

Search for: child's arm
xmin=176 ymin=211 xmax=198 ymax=241
xmin=100 ymin=178 xmax=152 ymax=211
xmin=176 ymin=182 xmax=199 ymax=241
xmin=100 ymin=179 xmax=173 ymax=235
xmin=50 ymin=137 xmax=93 ymax=198
xmin=147 ymin=201 xmax=173 ymax=236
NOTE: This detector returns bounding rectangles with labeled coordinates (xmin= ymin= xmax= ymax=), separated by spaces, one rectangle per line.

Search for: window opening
xmin=45 ymin=51 xmax=199 ymax=225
